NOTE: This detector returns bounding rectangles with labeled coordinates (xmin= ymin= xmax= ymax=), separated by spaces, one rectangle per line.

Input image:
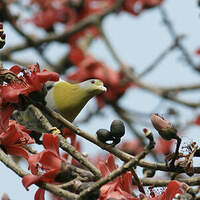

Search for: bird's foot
xmin=50 ymin=127 xmax=61 ymax=135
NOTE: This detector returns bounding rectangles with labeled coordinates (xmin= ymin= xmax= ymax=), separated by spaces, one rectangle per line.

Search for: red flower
xmin=0 ymin=64 xmax=59 ymax=131
xmin=194 ymin=114 xmax=200 ymax=125
xmin=0 ymin=120 xmax=34 ymax=160
xmin=69 ymin=45 xmax=85 ymax=66
xmin=97 ymin=155 xmax=188 ymax=200
xmin=67 ymin=0 xmax=115 ymax=42
xmin=29 ymin=0 xmax=165 ymax=42
xmin=0 ymin=105 xmax=15 ymax=133
xmin=62 ymin=128 xmax=76 ymax=146
xmin=68 ymin=54 xmax=133 ymax=108
xmin=195 ymin=48 xmax=200 ymax=56
xmin=123 ymin=0 xmax=164 ymax=16
xmin=29 ymin=0 xmax=116 ymax=41
xmin=98 ymin=154 xmax=137 ymax=200
xmin=27 ymin=134 xmax=62 ymax=175
xmin=144 ymin=180 xmax=188 ymax=200
xmin=32 ymin=8 xmax=66 ymax=30
xmin=22 ymin=134 xmax=64 ymax=200
xmin=31 ymin=6 xmax=75 ymax=31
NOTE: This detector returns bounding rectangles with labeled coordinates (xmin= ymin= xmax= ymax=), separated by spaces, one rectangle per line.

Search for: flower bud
xmin=1 ymin=193 xmax=10 ymax=200
xmin=151 ymin=113 xmax=178 ymax=140
xmin=96 ymin=129 xmax=113 ymax=143
xmin=110 ymin=120 xmax=125 ymax=138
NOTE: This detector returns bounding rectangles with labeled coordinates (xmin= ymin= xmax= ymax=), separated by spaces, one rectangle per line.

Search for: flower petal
xmin=10 ymin=65 xmax=23 ymax=75
xmin=22 ymin=174 xmax=41 ymax=190
xmin=0 ymin=106 xmax=15 ymax=131
xmin=107 ymin=154 xmax=118 ymax=171
xmin=43 ymin=134 xmax=60 ymax=156
xmin=40 ymin=151 xmax=62 ymax=170
xmin=35 ymin=188 xmax=45 ymax=200
xmin=6 ymin=146 xmax=30 ymax=160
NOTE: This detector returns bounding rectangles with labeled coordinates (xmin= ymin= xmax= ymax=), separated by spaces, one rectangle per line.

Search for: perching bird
xmin=45 ymin=79 xmax=107 ymax=122
xmin=12 ymin=79 xmax=107 ymax=133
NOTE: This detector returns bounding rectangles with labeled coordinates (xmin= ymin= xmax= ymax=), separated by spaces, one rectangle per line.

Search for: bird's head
xmin=79 ymin=79 xmax=107 ymax=96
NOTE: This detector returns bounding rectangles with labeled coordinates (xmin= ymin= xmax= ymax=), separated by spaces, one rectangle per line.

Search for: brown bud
xmin=151 ymin=113 xmax=178 ymax=140
xmin=1 ymin=193 xmax=10 ymax=200
xmin=110 ymin=120 xmax=125 ymax=138
xmin=96 ymin=129 xmax=113 ymax=143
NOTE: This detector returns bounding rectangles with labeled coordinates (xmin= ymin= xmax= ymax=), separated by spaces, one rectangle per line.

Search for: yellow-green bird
xmin=45 ymin=79 xmax=107 ymax=122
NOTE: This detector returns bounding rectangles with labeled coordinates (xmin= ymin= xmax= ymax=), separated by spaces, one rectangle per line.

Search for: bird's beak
xmin=99 ymin=85 xmax=107 ymax=92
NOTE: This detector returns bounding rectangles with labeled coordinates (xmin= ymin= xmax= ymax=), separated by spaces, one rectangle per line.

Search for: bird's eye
xmin=91 ymin=80 xmax=95 ymax=84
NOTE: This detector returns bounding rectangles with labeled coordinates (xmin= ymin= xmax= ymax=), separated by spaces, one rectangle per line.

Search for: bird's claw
xmin=50 ymin=127 xmax=61 ymax=135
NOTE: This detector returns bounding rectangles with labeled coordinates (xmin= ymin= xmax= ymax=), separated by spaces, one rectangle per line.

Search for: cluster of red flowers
xmin=30 ymin=0 xmax=164 ymax=32
xmin=98 ymin=154 xmax=188 ymax=200
xmin=98 ymin=154 xmax=135 ymax=200
xmin=0 ymin=64 xmax=59 ymax=130
xmin=0 ymin=120 xmax=34 ymax=159
xmin=0 ymin=64 xmax=61 ymax=199
xmin=22 ymin=134 xmax=65 ymax=200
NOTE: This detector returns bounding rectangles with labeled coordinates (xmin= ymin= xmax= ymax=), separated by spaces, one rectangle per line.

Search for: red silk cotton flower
xmin=29 ymin=0 xmax=164 ymax=34
xmin=0 ymin=64 xmax=59 ymax=131
xmin=22 ymin=134 xmax=64 ymax=200
xmin=29 ymin=0 xmax=114 ymax=38
xmin=0 ymin=120 xmax=34 ymax=160
xmin=98 ymin=154 xmax=136 ymax=200
xmin=141 ymin=180 xmax=189 ymax=200
xmin=97 ymin=155 xmax=188 ymax=200
xmin=123 ymin=0 xmax=164 ymax=16
xmin=68 ymin=50 xmax=133 ymax=108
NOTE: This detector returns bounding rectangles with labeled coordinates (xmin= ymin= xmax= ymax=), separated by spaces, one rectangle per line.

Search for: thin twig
xmin=59 ymin=135 xmax=102 ymax=179
xmin=159 ymin=6 xmax=198 ymax=71
xmin=139 ymin=37 xmax=181 ymax=77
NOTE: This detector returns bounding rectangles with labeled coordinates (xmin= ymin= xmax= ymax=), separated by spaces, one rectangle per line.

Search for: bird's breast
xmin=47 ymin=82 xmax=90 ymax=122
